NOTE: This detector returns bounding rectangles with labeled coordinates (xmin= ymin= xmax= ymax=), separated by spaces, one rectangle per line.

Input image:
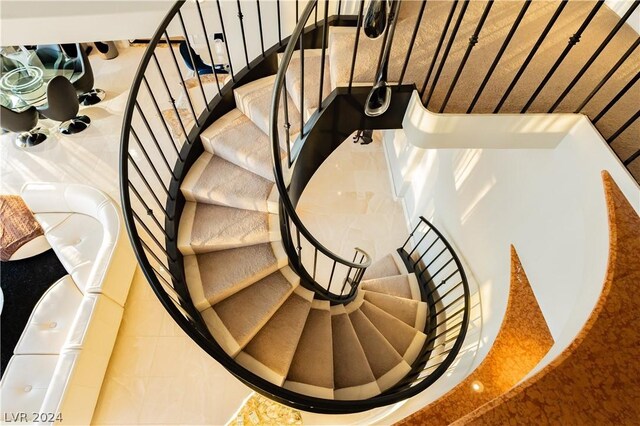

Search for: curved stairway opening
xmin=119 ymin=0 xmax=639 ymax=419
xmin=178 ymin=73 xmax=429 ymax=401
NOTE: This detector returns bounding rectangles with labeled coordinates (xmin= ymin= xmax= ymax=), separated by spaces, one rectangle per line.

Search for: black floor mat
xmin=1 ymin=249 xmax=67 ymax=376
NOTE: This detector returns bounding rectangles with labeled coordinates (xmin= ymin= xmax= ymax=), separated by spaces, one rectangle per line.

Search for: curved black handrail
xmin=120 ymin=0 xmax=474 ymax=413
xmin=398 ymin=216 xmax=471 ymax=388
xmin=119 ymin=0 xmax=639 ymax=416
xmin=271 ymin=0 xmax=371 ymax=303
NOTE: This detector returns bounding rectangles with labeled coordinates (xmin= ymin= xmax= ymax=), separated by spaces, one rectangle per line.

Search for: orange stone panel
xmin=456 ymin=171 xmax=640 ymax=424
xmin=396 ymin=245 xmax=554 ymax=426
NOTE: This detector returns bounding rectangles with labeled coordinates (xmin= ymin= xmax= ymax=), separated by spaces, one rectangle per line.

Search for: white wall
xmin=377 ymin=94 xmax=640 ymax=424
xmin=0 ymin=0 xmax=353 ymax=47
xmin=605 ymin=0 xmax=640 ymax=33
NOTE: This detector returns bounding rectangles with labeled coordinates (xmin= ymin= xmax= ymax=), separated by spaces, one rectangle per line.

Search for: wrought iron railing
xmin=119 ymin=0 xmax=639 ymax=415
xmin=271 ymin=0 xmax=638 ymax=308
xmin=271 ymin=1 xmax=372 ymax=303
xmin=119 ymin=0 xmax=449 ymax=414
xmin=398 ymin=217 xmax=471 ymax=385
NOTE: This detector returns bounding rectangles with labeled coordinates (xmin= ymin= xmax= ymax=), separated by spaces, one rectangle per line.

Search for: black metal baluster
xmin=152 ymin=267 xmax=179 ymax=292
xmin=424 ymin=247 xmax=448 ymax=270
xmin=163 ymin=31 xmax=200 ymax=127
xmin=236 ymin=0 xmax=250 ymax=67
xmin=424 ymin=0 xmax=469 ymax=107
xmin=468 ymin=0 xmax=531 ymax=113
xmin=592 ymin=72 xmax=639 ymax=123
xmin=282 ymin=83 xmax=292 ymax=166
xmin=141 ymin=75 xmax=183 ymax=161
xmin=429 ymin=282 xmax=463 ymax=307
xmin=134 ymin=101 xmax=178 ymax=179
xmin=521 ymin=1 xmax=604 ymax=113
xmin=434 ymin=294 xmax=465 ymax=318
xmin=549 ymin=1 xmax=638 ymax=113
xmin=132 ymin=211 xmax=176 ymax=262
xmin=130 ymin=128 xmax=174 ymax=200
xmin=128 ymin=182 xmax=170 ymax=240
xmin=440 ymin=0 xmax=494 ymax=113
xmin=216 ymin=0 xmax=235 ymax=79
xmin=327 ymin=261 xmax=337 ymax=293
xmin=348 ymin=0 xmax=365 ymax=93
xmin=128 ymin=157 xmax=172 ymax=219
xmin=607 ymin=110 xmax=640 ymax=144
xmin=300 ymin=32 xmax=305 ymax=137
xmin=624 ymin=149 xmax=640 ymax=166
xmin=425 ymin=270 xmax=459 ymax=293
xmin=295 ymin=229 xmax=302 ymax=262
xmin=340 ymin=267 xmax=352 ymax=295
xmin=495 ymin=0 xmax=567 ymax=113
xmin=313 ymin=248 xmax=318 ymax=279
xmin=140 ymin=241 xmax=178 ymax=280
xmin=401 ymin=221 xmax=421 ymax=250
xmin=277 ymin=0 xmax=282 ymax=46
xmin=420 ymin=0 xmax=458 ymax=99
xmin=399 ymin=0 xmax=427 ymax=86
xmin=576 ymin=38 xmax=639 ymax=112
xmin=314 ymin=0 xmax=318 ymax=27
xmin=423 ymin=259 xmax=456 ymax=286
xmin=426 ymin=318 xmax=464 ymax=341
xmin=152 ymin=52 xmax=190 ymax=140
xmin=178 ymin=10 xmax=208 ymax=111
xmin=408 ymin=229 xmax=432 ymax=257
xmin=152 ymin=269 xmax=187 ymax=304
xmin=414 ymin=237 xmax=440 ymax=268
xmin=256 ymin=0 xmax=266 ymax=57
xmin=296 ymin=0 xmax=299 ymax=22
xmin=318 ymin=0 xmax=329 ymax=110
xmin=195 ymin=0 xmax=221 ymax=96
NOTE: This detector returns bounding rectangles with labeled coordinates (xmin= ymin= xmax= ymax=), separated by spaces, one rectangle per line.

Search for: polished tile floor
xmin=1 ymin=45 xmax=408 ymax=425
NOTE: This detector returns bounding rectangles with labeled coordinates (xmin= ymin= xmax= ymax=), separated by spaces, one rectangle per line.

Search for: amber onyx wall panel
xmin=456 ymin=171 xmax=640 ymax=424
xmin=396 ymin=246 xmax=554 ymax=426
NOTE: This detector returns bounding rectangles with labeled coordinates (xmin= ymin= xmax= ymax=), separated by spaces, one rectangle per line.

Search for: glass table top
xmin=0 ymin=46 xmax=81 ymax=112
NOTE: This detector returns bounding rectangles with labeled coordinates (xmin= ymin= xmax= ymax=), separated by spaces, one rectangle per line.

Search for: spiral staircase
xmin=119 ymin=0 xmax=639 ymax=417
xmin=178 ymin=75 xmax=429 ymax=399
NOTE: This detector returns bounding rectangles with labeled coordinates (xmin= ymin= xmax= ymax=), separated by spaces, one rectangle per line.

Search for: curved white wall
xmin=377 ymin=93 xmax=640 ymax=424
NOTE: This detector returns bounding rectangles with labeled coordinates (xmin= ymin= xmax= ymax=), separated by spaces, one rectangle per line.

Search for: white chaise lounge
xmin=0 ymin=183 xmax=136 ymax=425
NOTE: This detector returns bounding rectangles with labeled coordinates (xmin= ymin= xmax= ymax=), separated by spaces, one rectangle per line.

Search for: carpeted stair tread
xmin=181 ymin=152 xmax=278 ymax=214
xmin=281 ymin=49 xmax=331 ymax=120
xmin=364 ymin=291 xmax=427 ymax=330
xmin=349 ymin=308 xmax=411 ymax=392
xmin=233 ymin=75 xmax=301 ymax=145
xmin=178 ymin=202 xmax=279 ymax=255
xmin=362 ymin=251 xmax=406 ymax=280
xmin=201 ymin=267 xmax=299 ymax=357
xmin=361 ymin=274 xmax=421 ymax=301
xmin=236 ymin=286 xmax=314 ymax=386
xmin=284 ymin=300 xmax=334 ymax=399
xmin=200 ymin=109 xmax=285 ymax=182
xmin=360 ymin=301 xmax=426 ymax=366
xmin=184 ymin=242 xmax=287 ymax=310
xmin=328 ymin=22 xmax=422 ymax=89
xmin=331 ymin=304 xmax=380 ymax=400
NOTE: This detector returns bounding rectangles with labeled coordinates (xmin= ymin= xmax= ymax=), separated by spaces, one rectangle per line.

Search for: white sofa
xmin=1 ymin=183 xmax=137 ymax=425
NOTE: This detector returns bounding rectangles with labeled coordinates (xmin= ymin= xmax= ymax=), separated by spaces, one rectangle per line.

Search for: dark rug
xmin=1 ymin=249 xmax=67 ymax=376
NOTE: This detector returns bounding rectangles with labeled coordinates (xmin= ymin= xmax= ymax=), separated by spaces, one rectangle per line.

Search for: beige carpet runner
xmin=179 ymin=67 xmax=428 ymax=399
